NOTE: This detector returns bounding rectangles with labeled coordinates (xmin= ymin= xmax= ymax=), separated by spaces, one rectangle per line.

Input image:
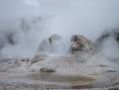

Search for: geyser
xmin=0 ymin=0 xmax=119 ymax=60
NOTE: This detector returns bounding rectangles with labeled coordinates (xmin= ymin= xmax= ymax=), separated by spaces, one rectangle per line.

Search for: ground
xmin=0 ymin=34 xmax=119 ymax=89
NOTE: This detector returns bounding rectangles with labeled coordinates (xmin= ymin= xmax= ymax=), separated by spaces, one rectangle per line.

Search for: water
xmin=0 ymin=71 xmax=119 ymax=89
xmin=0 ymin=56 xmax=119 ymax=89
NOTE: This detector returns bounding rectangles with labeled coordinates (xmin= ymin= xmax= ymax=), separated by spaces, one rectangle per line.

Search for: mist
xmin=0 ymin=0 xmax=119 ymax=58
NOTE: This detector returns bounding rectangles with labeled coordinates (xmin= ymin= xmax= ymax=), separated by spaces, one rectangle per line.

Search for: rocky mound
xmin=69 ymin=35 xmax=96 ymax=55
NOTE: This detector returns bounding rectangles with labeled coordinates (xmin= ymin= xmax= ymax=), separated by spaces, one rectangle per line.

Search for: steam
xmin=0 ymin=0 xmax=119 ymax=59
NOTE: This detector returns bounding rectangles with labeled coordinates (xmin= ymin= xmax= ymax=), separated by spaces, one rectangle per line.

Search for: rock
xmin=19 ymin=58 xmax=31 ymax=66
xmin=69 ymin=35 xmax=96 ymax=55
xmin=30 ymin=54 xmax=48 ymax=65
xmin=21 ymin=58 xmax=30 ymax=62
xmin=40 ymin=67 xmax=56 ymax=73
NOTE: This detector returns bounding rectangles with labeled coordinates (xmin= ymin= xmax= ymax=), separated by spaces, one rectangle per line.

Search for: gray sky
xmin=0 ymin=0 xmax=119 ymax=57
xmin=0 ymin=0 xmax=119 ymax=18
xmin=0 ymin=0 xmax=119 ymax=38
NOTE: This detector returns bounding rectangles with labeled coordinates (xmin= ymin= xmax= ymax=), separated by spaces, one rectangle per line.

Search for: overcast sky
xmin=0 ymin=0 xmax=119 ymax=38
xmin=0 ymin=0 xmax=119 ymax=18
